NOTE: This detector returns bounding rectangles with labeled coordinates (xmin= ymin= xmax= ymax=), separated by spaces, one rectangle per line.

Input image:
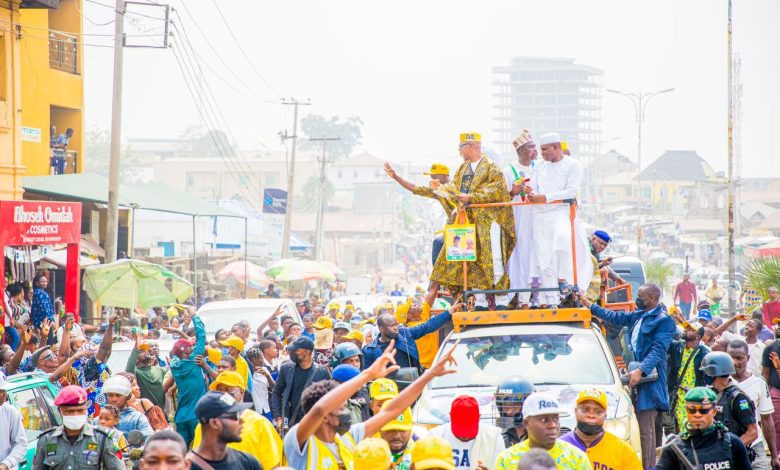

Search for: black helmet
xmin=700 ymin=351 xmax=735 ymax=377
xmin=494 ymin=376 xmax=535 ymax=429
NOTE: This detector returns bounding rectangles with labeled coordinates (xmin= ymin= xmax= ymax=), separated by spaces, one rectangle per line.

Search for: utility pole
xmin=310 ymin=137 xmax=340 ymax=261
xmin=727 ymin=0 xmax=736 ymax=316
xmin=607 ymin=87 xmax=674 ymax=258
xmin=104 ymin=0 xmax=125 ymax=263
xmin=280 ymin=99 xmax=310 ymax=259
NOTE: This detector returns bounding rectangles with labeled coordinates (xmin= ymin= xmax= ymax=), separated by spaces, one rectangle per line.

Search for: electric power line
xmin=209 ymin=0 xmax=282 ymax=99
xmin=85 ymin=0 xmax=168 ymax=21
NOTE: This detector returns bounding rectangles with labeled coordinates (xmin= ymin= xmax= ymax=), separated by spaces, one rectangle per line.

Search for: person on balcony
xmin=51 ymin=127 xmax=74 ymax=175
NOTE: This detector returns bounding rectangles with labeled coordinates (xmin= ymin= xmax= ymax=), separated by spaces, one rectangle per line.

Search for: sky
xmin=81 ymin=0 xmax=780 ymax=178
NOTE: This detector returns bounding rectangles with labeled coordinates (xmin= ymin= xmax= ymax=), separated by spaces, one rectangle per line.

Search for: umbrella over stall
xmin=217 ymin=260 xmax=269 ymax=290
xmin=266 ymin=258 xmax=337 ymax=282
xmin=82 ymin=258 xmax=193 ymax=309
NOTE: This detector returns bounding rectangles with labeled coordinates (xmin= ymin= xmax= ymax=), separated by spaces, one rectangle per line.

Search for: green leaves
xmin=744 ymin=257 xmax=780 ymax=299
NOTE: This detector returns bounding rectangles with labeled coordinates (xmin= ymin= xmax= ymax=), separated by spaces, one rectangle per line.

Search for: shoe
xmin=518 ymin=304 xmax=530 ymax=310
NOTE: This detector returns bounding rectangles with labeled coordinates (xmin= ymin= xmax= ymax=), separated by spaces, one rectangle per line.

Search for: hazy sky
xmin=82 ymin=0 xmax=780 ymax=178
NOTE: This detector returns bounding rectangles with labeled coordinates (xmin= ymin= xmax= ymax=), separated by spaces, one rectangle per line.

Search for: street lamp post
xmin=607 ymin=88 xmax=674 ymax=258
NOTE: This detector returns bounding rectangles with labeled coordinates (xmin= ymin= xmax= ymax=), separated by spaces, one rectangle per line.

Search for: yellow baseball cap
xmin=345 ymin=304 xmax=355 ymax=312
xmin=459 ymin=133 xmax=481 ymax=144
xmin=411 ymin=436 xmax=455 ymax=470
xmin=313 ymin=316 xmax=333 ymax=330
xmin=370 ymin=378 xmax=399 ymax=401
xmin=218 ymin=335 xmax=245 ymax=351
xmin=343 ymin=330 xmax=364 ymax=342
xmin=380 ymin=404 xmax=413 ymax=432
xmin=328 ymin=302 xmax=341 ymax=311
xmin=576 ymin=388 xmax=608 ymax=411
xmin=354 ymin=438 xmax=392 ymax=470
xmin=395 ymin=298 xmax=412 ymax=323
xmin=423 ymin=164 xmax=450 ymax=176
xmin=209 ymin=371 xmax=246 ymax=392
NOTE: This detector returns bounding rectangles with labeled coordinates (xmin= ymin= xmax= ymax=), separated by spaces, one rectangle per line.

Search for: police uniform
xmin=714 ymin=378 xmax=756 ymax=439
xmin=656 ymin=387 xmax=753 ymax=470
xmin=32 ymin=385 xmax=124 ymax=470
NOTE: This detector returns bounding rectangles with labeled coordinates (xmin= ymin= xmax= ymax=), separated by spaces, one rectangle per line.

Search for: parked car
xmin=197 ymin=298 xmax=300 ymax=339
xmin=4 ymin=373 xmax=61 ymax=470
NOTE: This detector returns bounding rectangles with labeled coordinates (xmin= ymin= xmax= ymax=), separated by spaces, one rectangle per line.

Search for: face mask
xmin=576 ymin=421 xmax=604 ymax=436
xmin=704 ymin=375 xmax=715 ymax=386
xmin=386 ymin=331 xmax=399 ymax=340
xmin=496 ymin=413 xmax=523 ymax=430
xmin=635 ymin=297 xmax=646 ymax=311
xmin=290 ymin=353 xmax=301 ymax=364
xmin=333 ymin=410 xmax=352 ymax=434
xmin=221 ymin=347 xmax=231 ymax=356
xmin=62 ymin=413 xmax=88 ymax=430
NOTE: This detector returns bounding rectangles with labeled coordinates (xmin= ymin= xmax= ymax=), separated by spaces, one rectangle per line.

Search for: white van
xmin=197 ymin=298 xmax=300 ymax=337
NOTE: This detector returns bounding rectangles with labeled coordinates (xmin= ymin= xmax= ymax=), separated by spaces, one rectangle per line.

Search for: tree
xmin=84 ymin=126 xmax=140 ymax=181
xmin=179 ymin=126 xmax=234 ymax=158
xmin=299 ymin=115 xmax=363 ymax=159
xmin=744 ymin=256 xmax=780 ymax=300
xmin=645 ymin=260 xmax=675 ymax=296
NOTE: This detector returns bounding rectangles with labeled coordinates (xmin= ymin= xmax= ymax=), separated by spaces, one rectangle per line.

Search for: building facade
xmin=493 ymin=57 xmax=603 ymax=162
xmin=19 ymin=0 xmax=84 ymax=178
xmin=0 ymin=0 xmax=25 ymax=199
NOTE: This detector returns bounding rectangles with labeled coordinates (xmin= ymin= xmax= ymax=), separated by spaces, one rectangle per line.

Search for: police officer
xmin=333 ymin=342 xmax=363 ymax=369
xmin=657 ymin=387 xmax=753 ymax=469
xmin=700 ymin=351 xmax=760 ymax=461
xmin=33 ymin=385 xmax=124 ymax=470
xmin=494 ymin=376 xmax=535 ymax=447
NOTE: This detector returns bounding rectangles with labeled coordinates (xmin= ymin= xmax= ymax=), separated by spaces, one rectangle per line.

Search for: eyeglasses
xmin=686 ymin=406 xmax=714 ymax=415
xmin=218 ymin=412 xmax=240 ymax=421
xmin=41 ymin=353 xmax=57 ymax=361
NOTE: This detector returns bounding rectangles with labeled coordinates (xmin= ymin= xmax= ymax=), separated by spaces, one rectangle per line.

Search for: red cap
xmin=450 ymin=395 xmax=479 ymax=440
xmin=54 ymin=385 xmax=88 ymax=406
xmin=172 ymin=338 xmax=195 ymax=356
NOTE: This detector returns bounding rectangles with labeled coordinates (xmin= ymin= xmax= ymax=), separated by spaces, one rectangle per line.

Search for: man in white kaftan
xmin=524 ymin=132 xmax=593 ymax=307
xmin=502 ymin=129 xmax=537 ymax=308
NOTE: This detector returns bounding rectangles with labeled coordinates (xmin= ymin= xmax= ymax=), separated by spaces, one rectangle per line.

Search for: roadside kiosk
xmin=0 ymin=200 xmax=83 ymax=321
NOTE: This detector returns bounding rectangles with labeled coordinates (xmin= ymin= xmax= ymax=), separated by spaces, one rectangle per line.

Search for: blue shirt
xmin=94 ymin=407 xmax=153 ymax=439
xmin=170 ymin=316 xmax=207 ymax=423
xmin=590 ymin=303 xmax=676 ymax=411
xmin=31 ymin=288 xmax=55 ymax=328
xmin=362 ymin=310 xmax=452 ymax=370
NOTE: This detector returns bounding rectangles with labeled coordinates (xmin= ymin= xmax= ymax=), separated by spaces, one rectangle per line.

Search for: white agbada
xmin=529 ymin=157 xmax=593 ymax=305
xmin=502 ymin=161 xmax=535 ymax=303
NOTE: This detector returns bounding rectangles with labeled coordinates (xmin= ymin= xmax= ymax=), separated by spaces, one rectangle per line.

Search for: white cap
xmin=522 ymin=392 xmax=562 ymax=419
xmin=538 ymin=132 xmax=561 ymax=146
xmin=102 ymin=375 xmax=132 ymax=396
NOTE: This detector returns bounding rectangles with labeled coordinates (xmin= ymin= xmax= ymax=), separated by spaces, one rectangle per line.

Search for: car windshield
xmin=430 ymin=333 xmax=614 ymax=389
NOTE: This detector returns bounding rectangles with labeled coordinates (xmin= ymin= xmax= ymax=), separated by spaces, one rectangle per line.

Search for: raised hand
xmin=383 ymin=162 xmax=397 ymax=179
xmin=109 ymin=314 xmax=120 ymax=325
xmin=366 ymin=339 xmax=399 ymax=380
xmin=770 ymin=351 xmax=780 ymax=370
xmin=426 ymin=340 xmax=459 ymax=378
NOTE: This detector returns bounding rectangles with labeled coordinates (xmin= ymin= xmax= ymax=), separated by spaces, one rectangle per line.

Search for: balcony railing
xmin=49 ymin=31 xmax=78 ymax=74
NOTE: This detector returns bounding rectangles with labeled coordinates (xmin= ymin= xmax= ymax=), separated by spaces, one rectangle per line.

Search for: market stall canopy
xmin=216 ymin=260 xmax=269 ymax=287
xmin=23 ymin=174 xmax=244 ymax=218
xmin=82 ymin=258 xmax=193 ymax=308
xmin=266 ymin=258 xmax=337 ymax=282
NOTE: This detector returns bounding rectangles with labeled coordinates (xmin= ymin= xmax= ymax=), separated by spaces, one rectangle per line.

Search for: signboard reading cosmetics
xmin=0 ymin=201 xmax=82 ymax=245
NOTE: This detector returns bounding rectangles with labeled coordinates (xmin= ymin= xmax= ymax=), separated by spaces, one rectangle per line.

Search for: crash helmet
xmin=494 ymin=376 xmax=535 ymax=429
xmin=334 ymin=342 xmax=363 ymax=363
xmin=700 ymin=351 xmax=736 ymax=377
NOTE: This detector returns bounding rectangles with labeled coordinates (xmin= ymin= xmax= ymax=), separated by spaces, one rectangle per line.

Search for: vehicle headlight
xmin=604 ymin=416 xmax=631 ymax=441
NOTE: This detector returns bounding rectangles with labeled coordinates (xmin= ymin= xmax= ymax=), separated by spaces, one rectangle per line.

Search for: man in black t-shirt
xmin=188 ymin=391 xmax=262 ymax=470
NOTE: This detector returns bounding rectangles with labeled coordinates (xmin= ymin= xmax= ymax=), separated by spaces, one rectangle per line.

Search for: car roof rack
xmin=452 ymin=307 xmax=592 ymax=332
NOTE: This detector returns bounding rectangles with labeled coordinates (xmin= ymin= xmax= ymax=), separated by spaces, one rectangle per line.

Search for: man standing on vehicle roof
xmin=385 ymin=133 xmax=516 ymax=310
xmin=33 ymin=385 xmax=124 ymax=470
xmin=578 ymin=284 xmax=676 ymax=470
xmin=589 ymin=230 xmax=626 ymax=285
xmin=503 ymin=129 xmax=537 ymax=309
xmin=524 ymin=132 xmax=593 ymax=308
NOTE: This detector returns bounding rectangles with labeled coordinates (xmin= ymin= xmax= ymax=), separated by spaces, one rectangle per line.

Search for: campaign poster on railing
xmin=444 ymin=224 xmax=476 ymax=262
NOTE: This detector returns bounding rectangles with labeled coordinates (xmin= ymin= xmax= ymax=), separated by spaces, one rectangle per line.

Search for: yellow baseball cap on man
xmin=370 ymin=378 xmax=399 ymax=401
xmin=354 ymin=438 xmax=392 ymax=470
xmin=411 ymin=436 xmax=455 ymax=470
xmin=343 ymin=330 xmax=364 ymax=343
xmin=424 ymin=164 xmax=450 ymax=176
xmin=576 ymin=388 xmax=608 ymax=411
xmin=209 ymin=371 xmax=246 ymax=392
xmin=313 ymin=316 xmax=333 ymax=330
xmin=459 ymin=132 xmax=481 ymax=143
xmin=380 ymin=404 xmax=413 ymax=432
xmin=218 ymin=335 xmax=245 ymax=351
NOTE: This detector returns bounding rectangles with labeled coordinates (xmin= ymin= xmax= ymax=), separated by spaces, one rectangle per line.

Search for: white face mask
xmin=62 ymin=413 xmax=88 ymax=430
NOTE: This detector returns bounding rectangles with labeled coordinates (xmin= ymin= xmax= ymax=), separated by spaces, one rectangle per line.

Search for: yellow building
xmin=0 ymin=0 xmax=24 ymax=200
xmin=0 ymin=0 xmax=83 ymax=200
xmin=19 ymin=0 xmax=84 ymax=178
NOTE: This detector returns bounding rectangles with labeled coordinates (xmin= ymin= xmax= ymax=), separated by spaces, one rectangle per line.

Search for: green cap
xmin=684 ymin=387 xmax=717 ymax=405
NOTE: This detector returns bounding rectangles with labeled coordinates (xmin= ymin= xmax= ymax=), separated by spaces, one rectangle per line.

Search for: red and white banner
xmin=0 ymin=201 xmax=82 ymax=245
